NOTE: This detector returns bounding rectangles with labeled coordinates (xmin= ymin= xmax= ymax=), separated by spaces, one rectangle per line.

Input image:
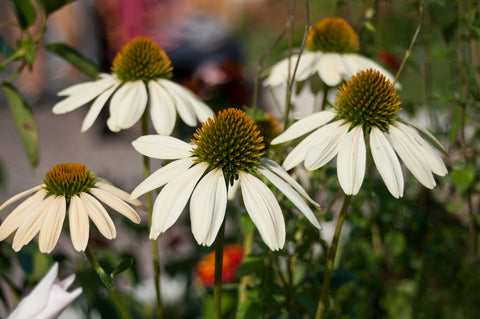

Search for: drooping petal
xmin=293 ymin=52 xmax=320 ymax=82
xmin=53 ymin=76 xmax=118 ymax=114
xmin=389 ymin=124 xmax=436 ymax=188
xmin=0 ymin=188 xmax=46 ymax=241
xmin=282 ymin=119 xmax=345 ymax=170
xmin=0 ymin=185 xmax=43 ymax=211
xmin=90 ymin=188 xmax=141 ymax=223
xmin=81 ymin=84 xmax=119 ymax=132
xmin=258 ymin=164 xmax=320 ymax=229
xmin=149 ymin=80 xmax=178 ymax=135
xmin=165 ymin=81 xmax=213 ymax=123
xmin=12 ymin=199 xmax=48 ymax=251
xmin=337 ymin=126 xmax=366 ymax=195
xmin=69 ymin=195 xmax=90 ymax=251
xmin=95 ymin=180 xmax=144 ymax=208
xmin=158 ymin=79 xmax=197 ymax=126
xmin=349 ymin=55 xmax=399 ymax=88
xmin=271 ymin=110 xmax=336 ymax=145
xmin=150 ymin=162 xmax=208 ymax=239
xmin=38 ymin=196 xmax=66 ymax=253
xmin=132 ymin=135 xmax=193 ymax=160
xmin=316 ymin=53 xmax=342 ymax=86
xmin=239 ymin=172 xmax=285 ymax=250
xmin=190 ymin=168 xmax=227 ymax=246
xmin=56 ymin=73 xmax=112 ymax=96
xmin=108 ymin=80 xmax=148 ymax=131
xmin=80 ymin=193 xmax=116 ymax=239
xmin=370 ymin=127 xmax=404 ymax=198
xmin=130 ymin=158 xmax=194 ymax=199
xmin=304 ymin=122 xmax=350 ymax=170
xmin=397 ymin=117 xmax=447 ymax=155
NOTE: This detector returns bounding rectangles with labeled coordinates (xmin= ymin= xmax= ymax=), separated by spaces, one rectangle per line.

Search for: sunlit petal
xmin=38 ymin=196 xmax=66 ymax=253
xmin=337 ymin=126 xmax=366 ymax=195
xmin=132 ymin=135 xmax=193 ymax=159
xmin=149 ymin=80 xmax=177 ymax=135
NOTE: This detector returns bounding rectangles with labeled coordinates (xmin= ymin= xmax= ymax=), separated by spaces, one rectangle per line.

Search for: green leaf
xmin=8 ymin=0 xmax=37 ymax=29
xmin=235 ymin=254 xmax=264 ymax=278
xmin=45 ymin=42 xmax=99 ymax=79
xmin=1 ymin=84 xmax=39 ymax=167
xmin=236 ymin=300 xmax=261 ymax=319
xmin=36 ymin=0 xmax=76 ymax=16
xmin=110 ymin=257 xmax=133 ymax=278
xmin=450 ymin=168 xmax=474 ymax=193
xmin=20 ymin=39 xmax=36 ymax=68
xmin=239 ymin=214 xmax=256 ymax=235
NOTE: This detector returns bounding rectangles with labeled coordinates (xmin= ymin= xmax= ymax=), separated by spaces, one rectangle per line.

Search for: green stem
xmin=320 ymin=86 xmax=329 ymax=112
xmin=238 ymin=231 xmax=254 ymax=303
xmin=214 ymin=219 xmax=226 ymax=319
xmin=141 ymin=113 xmax=163 ymax=319
xmin=315 ymin=194 xmax=351 ymax=319
xmin=84 ymin=246 xmax=131 ymax=319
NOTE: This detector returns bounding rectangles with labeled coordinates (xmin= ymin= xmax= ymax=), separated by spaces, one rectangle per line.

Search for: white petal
xmin=148 ymin=81 xmax=177 ymax=135
xmin=349 ymin=55 xmax=399 ymax=87
xmin=132 ymin=135 xmax=193 ymax=159
xmin=396 ymin=122 xmax=447 ymax=176
xmin=263 ymin=55 xmax=298 ymax=87
xmin=258 ymin=164 xmax=320 ymax=229
xmin=304 ymin=122 xmax=349 ymax=170
xmin=90 ymin=188 xmax=140 ymax=223
xmin=239 ymin=172 xmax=285 ymax=250
xmin=81 ymin=83 xmax=119 ymax=132
xmin=158 ymin=80 xmax=197 ymax=126
xmin=316 ymin=54 xmax=342 ymax=86
xmin=108 ymin=80 xmax=148 ymax=131
xmin=0 ymin=185 xmax=43 ymax=211
xmin=12 ymin=200 xmax=48 ymax=251
xmin=370 ymin=127 xmax=404 ymax=198
xmin=282 ymin=119 xmax=345 ymax=170
xmin=69 ymin=195 xmax=90 ymax=251
xmin=167 ymin=82 xmax=213 ymax=123
xmin=38 ymin=196 xmax=66 ymax=253
xmin=57 ymin=73 xmax=112 ymax=96
xmin=52 ymin=76 xmax=117 ymax=114
xmin=95 ymin=180 xmax=144 ymax=208
xmin=398 ymin=118 xmax=447 ymax=155
xmin=271 ymin=110 xmax=336 ymax=145
xmin=80 ymin=193 xmax=116 ymax=239
xmin=131 ymin=158 xmax=194 ymax=199
xmin=294 ymin=52 xmax=320 ymax=82
xmin=0 ymin=189 xmax=46 ymax=241
xmin=337 ymin=126 xmax=366 ymax=195
xmin=190 ymin=168 xmax=227 ymax=246
xmin=150 ymin=162 xmax=208 ymax=239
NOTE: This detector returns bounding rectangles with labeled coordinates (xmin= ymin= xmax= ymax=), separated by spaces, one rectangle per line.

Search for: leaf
xmin=7 ymin=0 xmax=37 ymax=29
xmin=110 ymin=257 xmax=133 ymax=278
xmin=450 ymin=168 xmax=474 ymax=193
xmin=45 ymin=42 xmax=99 ymax=79
xmin=1 ymin=84 xmax=39 ymax=167
xmin=36 ymin=0 xmax=76 ymax=15
xmin=236 ymin=300 xmax=261 ymax=319
xmin=235 ymin=254 xmax=264 ymax=278
xmin=0 ymin=36 xmax=15 ymax=57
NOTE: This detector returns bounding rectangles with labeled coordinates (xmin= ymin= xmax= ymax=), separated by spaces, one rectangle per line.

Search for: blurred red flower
xmin=195 ymin=244 xmax=244 ymax=286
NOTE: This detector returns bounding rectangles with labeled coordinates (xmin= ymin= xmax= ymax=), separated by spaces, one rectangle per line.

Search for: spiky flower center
xmin=112 ymin=36 xmax=173 ymax=82
xmin=334 ymin=69 xmax=401 ymax=132
xmin=43 ymin=163 xmax=96 ymax=199
xmin=306 ymin=17 xmax=359 ymax=53
xmin=192 ymin=108 xmax=265 ymax=186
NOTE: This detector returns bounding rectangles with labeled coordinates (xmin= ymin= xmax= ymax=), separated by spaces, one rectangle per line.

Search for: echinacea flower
xmin=8 ymin=262 xmax=82 ymax=319
xmin=0 ymin=163 xmax=142 ymax=253
xmin=195 ymin=244 xmax=244 ymax=286
xmin=131 ymin=108 xmax=321 ymax=250
xmin=53 ymin=37 xmax=213 ymax=134
xmin=271 ymin=69 xmax=448 ymax=198
xmin=264 ymin=17 xmax=397 ymax=89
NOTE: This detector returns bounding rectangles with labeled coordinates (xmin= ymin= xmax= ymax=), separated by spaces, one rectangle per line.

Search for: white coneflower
xmin=271 ymin=69 xmax=447 ymax=198
xmin=131 ymin=108 xmax=321 ymax=251
xmin=0 ymin=163 xmax=142 ymax=253
xmin=53 ymin=37 xmax=213 ymax=134
xmin=264 ymin=17 xmax=397 ymax=89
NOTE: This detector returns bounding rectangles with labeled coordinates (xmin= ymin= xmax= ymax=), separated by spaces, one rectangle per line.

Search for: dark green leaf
xmin=1 ymin=84 xmax=39 ymax=167
xmin=7 ymin=0 xmax=36 ymax=29
xmin=46 ymin=42 xmax=99 ymax=79
xmin=236 ymin=254 xmax=264 ymax=278
xmin=36 ymin=0 xmax=76 ymax=16
xmin=236 ymin=300 xmax=261 ymax=319
xmin=20 ymin=39 xmax=36 ymax=68
xmin=450 ymin=168 xmax=474 ymax=193
xmin=110 ymin=257 xmax=133 ymax=278
xmin=0 ymin=36 xmax=15 ymax=57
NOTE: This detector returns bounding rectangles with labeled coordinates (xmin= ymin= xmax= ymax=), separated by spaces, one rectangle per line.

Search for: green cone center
xmin=112 ymin=36 xmax=173 ymax=82
xmin=334 ymin=69 xmax=401 ymax=132
xmin=43 ymin=163 xmax=96 ymax=199
xmin=192 ymin=108 xmax=265 ymax=186
xmin=306 ymin=17 xmax=359 ymax=53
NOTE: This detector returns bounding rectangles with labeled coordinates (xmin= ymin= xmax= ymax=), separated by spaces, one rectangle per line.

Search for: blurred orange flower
xmin=195 ymin=244 xmax=244 ymax=286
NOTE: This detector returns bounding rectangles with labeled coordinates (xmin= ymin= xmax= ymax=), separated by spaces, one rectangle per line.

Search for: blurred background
xmin=1 ymin=0 xmax=480 ymax=318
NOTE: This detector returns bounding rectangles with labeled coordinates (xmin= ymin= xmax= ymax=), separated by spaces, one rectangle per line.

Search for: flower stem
xmin=238 ymin=231 xmax=254 ymax=303
xmin=314 ymin=194 xmax=351 ymax=319
xmin=84 ymin=246 xmax=131 ymax=319
xmin=214 ymin=219 xmax=226 ymax=319
xmin=141 ymin=113 xmax=163 ymax=319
